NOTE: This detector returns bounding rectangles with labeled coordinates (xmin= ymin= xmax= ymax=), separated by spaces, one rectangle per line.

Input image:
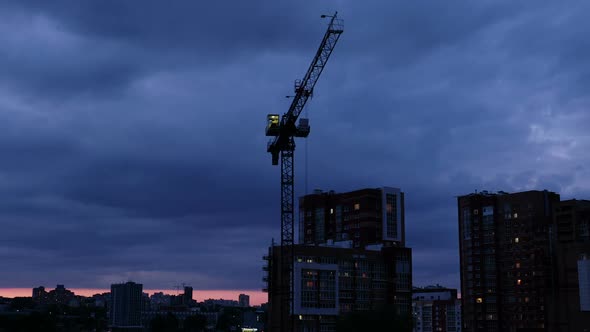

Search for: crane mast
xmin=265 ymin=12 xmax=343 ymax=332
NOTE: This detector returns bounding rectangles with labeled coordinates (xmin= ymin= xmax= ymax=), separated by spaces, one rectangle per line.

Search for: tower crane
xmin=265 ymin=12 xmax=343 ymax=332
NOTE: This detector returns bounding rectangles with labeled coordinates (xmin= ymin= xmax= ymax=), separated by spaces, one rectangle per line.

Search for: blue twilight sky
xmin=0 ymin=0 xmax=589 ymax=292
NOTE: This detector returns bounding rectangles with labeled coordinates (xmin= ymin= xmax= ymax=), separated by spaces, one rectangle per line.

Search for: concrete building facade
xmin=266 ymin=186 xmax=412 ymax=332
xmin=547 ymin=199 xmax=590 ymax=331
xmin=239 ymin=294 xmax=250 ymax=307
xmin=266 ymin=242 xmax=412 ymax=332
xmin=299 ymin=187 xmax=405 ymax=248
xmin=458 ymin=190 xmax=560 ymax=332
xmin=110 ymin=281 xmax=143 ymax=330
xmin=413 ymin=286 xmax=461 ymax=332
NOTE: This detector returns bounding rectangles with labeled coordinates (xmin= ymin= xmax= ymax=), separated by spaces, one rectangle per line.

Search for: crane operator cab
xmin=266 ymin=114 xmax=280 ymax=136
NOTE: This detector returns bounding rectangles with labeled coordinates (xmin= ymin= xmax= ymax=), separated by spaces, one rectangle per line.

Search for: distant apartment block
xmin=32 ymin=286 xmax=48 ymax=304
xmin=149 ymin=292 xmax=172 ymax=310
xmin=182 ymin=286 xmax=193 ymax=307
xmin=110 ymin=281 xmax=143 ymax=330
xmin=32 ymin=285 xmax=75 ymax=306
xmin=413 ymin=286 xmax=461 ymax=332
xmin=239 ymin=294 xmax=250 ymax=307
xmin=203 ymin=298 xmax=240 ymax=307
xmin=548 ymin=199 xmax=590 ymax=331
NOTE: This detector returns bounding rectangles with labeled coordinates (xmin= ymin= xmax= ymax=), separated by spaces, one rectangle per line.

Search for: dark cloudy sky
xmin=1 ymin=0 xmax=589 ymax=294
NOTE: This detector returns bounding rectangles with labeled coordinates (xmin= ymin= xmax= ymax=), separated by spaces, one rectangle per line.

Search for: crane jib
xmin=267 ymin=12 xmax=343 ymax=154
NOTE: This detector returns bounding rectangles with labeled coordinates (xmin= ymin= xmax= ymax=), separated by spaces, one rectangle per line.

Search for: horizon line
xmin=0 ymin=288 xmax=267 ymax=306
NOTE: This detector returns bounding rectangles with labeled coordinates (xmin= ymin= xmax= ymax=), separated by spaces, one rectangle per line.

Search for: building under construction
xmin=264 ymin=187 xmax=413 ymax=332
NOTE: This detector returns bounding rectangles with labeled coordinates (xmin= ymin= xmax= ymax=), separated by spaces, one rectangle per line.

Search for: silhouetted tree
xmin=0 ymin=312 xmax=58 ymax=332
xmin=216 ymin=307 xmax=243 ymax=331
xmin=184 ymin=314 xmax=207 ymax=332
xmin=150 ymin=312 xmax=179 ymax=332
xmin=336 ymin=305 xmax=412 ymax=332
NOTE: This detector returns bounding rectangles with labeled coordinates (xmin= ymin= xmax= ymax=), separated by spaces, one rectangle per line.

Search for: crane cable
xmin=304 ymin=104 xmax=309 ymax=195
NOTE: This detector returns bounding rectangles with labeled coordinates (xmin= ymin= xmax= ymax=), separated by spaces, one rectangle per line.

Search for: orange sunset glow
xmin=0 ymin=288 xmax=266 ymax=306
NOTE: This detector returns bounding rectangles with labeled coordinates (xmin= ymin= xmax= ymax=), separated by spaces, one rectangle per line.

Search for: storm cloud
xmin=1 ymin=0 xmax=589 ymax=294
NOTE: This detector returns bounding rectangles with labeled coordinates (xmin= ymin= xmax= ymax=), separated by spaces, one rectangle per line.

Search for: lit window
xmin=476 ymin=298 xmax=483 ymax=303
xmin=514 ymin=237 xmax=519 ymax=243
xmin=517 ymin=279 xmax=522 ymax=285
xmin=354 ymin=203 xmax=360 ymax=210
xmin=474 ymin=209 xmax=479 ymax=215
xmin=524 ymin=297 xmax=529 ymax=303
xmin=330 ymin=208 xmax=334 ymax=214
xmin=513 ymin=213 xmax=518 ymax=218
xmin=515 ymin=262 xmax=520 ymax=268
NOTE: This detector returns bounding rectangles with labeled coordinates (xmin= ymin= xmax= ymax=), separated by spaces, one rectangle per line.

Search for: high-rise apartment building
xmin=458 ymin=190 xmax=560 ymax=332
xmin=110 ymin=281 xmax=143 ymax=330
xmin=299 ymin=187 xmax=405 ymax=247
xmin=32 ymin=286 xmax=48 ymax=304
xmin=182 ymin=286 xmax=193 ymax=307
xmin=413 ymin=286 xmax=461 ymax=332
xmin=239 ymin=294 xmax=250 ymax=307
xmin=547 ymin=199 xmax=590 ymax=331
xmin=266 ymin=186 xmax=412 ymax=332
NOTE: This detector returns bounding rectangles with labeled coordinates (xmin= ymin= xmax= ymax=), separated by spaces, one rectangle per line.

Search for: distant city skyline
xmin=0 ymin=288 xmax=266 ymax=306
